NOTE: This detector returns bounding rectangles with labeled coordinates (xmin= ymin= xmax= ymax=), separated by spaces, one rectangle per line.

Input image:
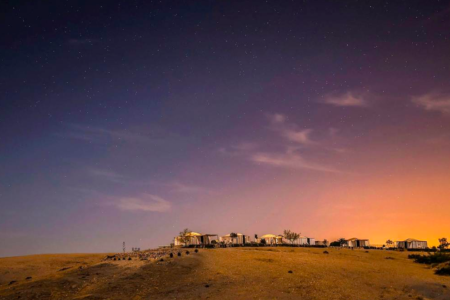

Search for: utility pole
xmin=123 ymin=241 xmax=126 ymax=253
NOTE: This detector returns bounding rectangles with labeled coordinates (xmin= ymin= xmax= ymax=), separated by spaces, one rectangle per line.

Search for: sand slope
xmin=1 ymin=248 xmax=449 ymax=299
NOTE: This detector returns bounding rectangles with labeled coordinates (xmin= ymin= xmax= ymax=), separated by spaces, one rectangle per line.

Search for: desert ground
xmin=1 ymin=247 xmax=449 ymax=300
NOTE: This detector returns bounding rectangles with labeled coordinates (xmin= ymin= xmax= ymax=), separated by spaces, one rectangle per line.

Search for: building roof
xmin=398 ymin=238 xmax=427 ymax=242
xmin=261 ymin=234 xmax=278 ymax=238
xmin=186 ymin=232 xmax=203 ymax=237
xmin=346 ymin=238 xmax=369 ymax=241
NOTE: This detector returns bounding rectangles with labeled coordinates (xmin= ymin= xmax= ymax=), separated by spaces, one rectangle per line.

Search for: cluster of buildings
xmin=173 ymin=231 xmax=429 ymax=250
xmin=173 ymin=232 xmax=316 ymax=246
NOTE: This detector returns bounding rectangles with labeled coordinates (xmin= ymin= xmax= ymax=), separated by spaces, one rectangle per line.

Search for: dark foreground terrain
xmin=1 ymin=247 xmax=449 ymax=299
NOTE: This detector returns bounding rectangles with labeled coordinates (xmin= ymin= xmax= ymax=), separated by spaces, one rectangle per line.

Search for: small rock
xmin=443 ymin=285 xmax=447 ymax=288
xmin=177 ymin=252 xmax=181 ymax=257
xmin=26 ymin=277 xmax=32 ymax=280
xmin=170 ymin=253 xmax=174 ymax=258
xmin=195 ymin=249 xmax=199 ymax=253
xmin=323 ymin=251 xmax=329 ymax=254
xmin=9 ymin=281 xmax=17 ymax=285
xmin=128 ymin=257 xmax=132 ymax=260
xmin=160 ymin=258 xmax=164 ymax=262
xmin=205 ymin=284 xmax=210 ymax=288
xmin=186 ymin=251 xmax=190 ymax=255
xmin=288 ymin=270 xmax=293 ymax=274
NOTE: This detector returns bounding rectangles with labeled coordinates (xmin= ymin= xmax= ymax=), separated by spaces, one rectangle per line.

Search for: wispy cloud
xmin=282 ymin=128 xmax=314 ymax=144
xmin=412 ymin=93 xmax=450 ymax=115
xmin=267 ymin=113 xmax=314 ymax=145
xmin=251 ymin=151 xmax=342 ymax=173
xmin=219 ymin=113 xmax=347 ymax=174
xmin=116 ymin=194 xmax=171 ymax=212
xmin=267 ymin=113 xmax=287 ymax=124
xmin=153 ymin=181 xmax=214 ymax=194
xmin=323 ymin=92 xmax=367 ymax=107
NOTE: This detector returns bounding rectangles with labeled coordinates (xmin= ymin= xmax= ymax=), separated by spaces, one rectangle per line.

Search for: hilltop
xmin=1 ymin=247 xmax=449 ymax=299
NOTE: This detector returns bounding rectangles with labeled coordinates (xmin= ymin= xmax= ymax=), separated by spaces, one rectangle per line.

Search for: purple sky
xmin=1 ymin=1 xmax=450 ymax=257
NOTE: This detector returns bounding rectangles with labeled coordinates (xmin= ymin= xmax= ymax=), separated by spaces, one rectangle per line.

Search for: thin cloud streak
xmin=412 ymin=93 xmax=450 ymax=115
xmin=323 ymin=92 xmax=367 ymax=107
xmin=267 ymin=113 xmax=315 ymax=145
xmin=282 ymin=128 xmax=314 ymax=144
xmin=154 ymin=181 xmax=215 ymax=194
xmin=117 ymin=194 xmax=171 ymax=212
xmin=251 ymin=152 xmax=343 ymax=174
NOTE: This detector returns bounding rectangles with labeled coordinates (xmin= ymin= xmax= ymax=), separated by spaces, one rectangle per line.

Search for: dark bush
xmin=177 ymin=252 xmax=181 ymax=256
xmin=435 ymin=263 xmax=450 ymax=276
xmin=186 ymin=251 xmax=190 ymax=255
xmin=407 ymin=248 xmax=437 ymax=252
xmin=195 ymin=249 xmax=198 ymax=253
xmin=409 ymin=252 xmax=450 ymax=265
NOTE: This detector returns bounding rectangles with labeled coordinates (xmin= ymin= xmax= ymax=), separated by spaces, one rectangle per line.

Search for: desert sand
xmin=1 ymin=247 xmax=449 ymax=299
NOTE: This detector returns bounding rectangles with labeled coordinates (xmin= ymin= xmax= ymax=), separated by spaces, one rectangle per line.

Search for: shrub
xmin=435 ymin=263 xmax=450 ymax=276
xmin=409 ymin=252 xmax=450 ymax=265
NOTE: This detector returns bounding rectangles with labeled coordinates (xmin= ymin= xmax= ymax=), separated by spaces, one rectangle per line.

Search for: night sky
xmin=1 ymin=1 xmax=450 ymax=257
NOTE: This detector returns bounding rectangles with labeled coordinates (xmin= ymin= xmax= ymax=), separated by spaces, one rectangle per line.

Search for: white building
xmin=396 ymin=238 xmax=428 ymax=249
xmin=343 ymin=238 xmax=370 ymax=248
xmin=174 ymin=231 xmax=219 ymax=246
xmin=221 ymin=233 xmax=251 ymax=245
xmin=260 ymin=234 xmax=283 ymax=245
